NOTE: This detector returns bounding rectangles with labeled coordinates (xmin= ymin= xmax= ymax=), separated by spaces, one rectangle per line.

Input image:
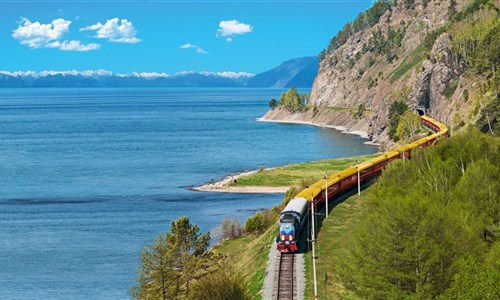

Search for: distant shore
xmin=192 ymin=114 xmax=379 ymax=194
xmin=256 ymin=108 xmax=381 ymax=146
xmin=190 ymin=170 xmax=289 ymax=194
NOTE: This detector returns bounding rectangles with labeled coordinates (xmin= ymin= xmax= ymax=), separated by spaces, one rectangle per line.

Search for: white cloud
xmin=180 ymin=43 xmax=196 ymax=49
xmin=217 ymin=20 xmax=252 ymax=42
xmin=12 ymin=18 xmax=70 ymax=48
xmin=12 ymin=18 xmax=100 ymax=51
xmin=196 ymin=48 xmax=208 ymax=54
xmin=48 ymin=40 xmax=100 ymax=51
xmin=80 ymin=18 xmax=141 ymax=44
xmin=179 ymin=43 xmax=207 ymax=54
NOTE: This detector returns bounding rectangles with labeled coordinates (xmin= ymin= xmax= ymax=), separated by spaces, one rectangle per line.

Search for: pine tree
xmin=166 ymin=217 xmax=211 ymax=298
xmin=131 ymin=216 xmax=213 ymax=300
xmin=130 ymin=235 xmax=180 ymax=300
xmin=268 ymin=98 xmax=278 ymax=109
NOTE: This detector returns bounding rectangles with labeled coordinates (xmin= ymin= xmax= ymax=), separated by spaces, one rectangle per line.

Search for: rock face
xmin=263 ymin=0 xmax=478 ymax=148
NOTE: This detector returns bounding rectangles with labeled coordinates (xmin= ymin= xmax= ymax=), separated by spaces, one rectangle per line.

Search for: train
xmin=276 ymin=114 xmax=449 ymax=253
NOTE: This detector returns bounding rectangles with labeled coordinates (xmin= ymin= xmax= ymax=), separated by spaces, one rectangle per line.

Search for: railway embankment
xmin=212 ymin=225 xmax=277 ymax=300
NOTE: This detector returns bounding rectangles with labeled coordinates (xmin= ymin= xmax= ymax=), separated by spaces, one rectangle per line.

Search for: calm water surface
xmin=0 ymin=88 xmax=377 ymax=299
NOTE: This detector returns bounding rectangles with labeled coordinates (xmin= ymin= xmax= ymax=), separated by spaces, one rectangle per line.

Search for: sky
xmin=1 ymin=0 xmax=375 ymax=74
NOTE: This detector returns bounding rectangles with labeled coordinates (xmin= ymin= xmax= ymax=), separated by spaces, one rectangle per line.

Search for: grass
xmin=232 ymin=154 xmax=380 ymax=188
xmin=326 ymin=106 xmax=373 ymax=114
xmin=212 ymin=226 xmax=277 ymax=300
xmin=444 ymin=80 xmax=459 ymax=98
xmin=214 ymin=153 xmax=379 ymax=299
xmin=303 ymin=190 xmax=370 ymax=300
xmin=389 ymin=44 xmax=427 ymax=83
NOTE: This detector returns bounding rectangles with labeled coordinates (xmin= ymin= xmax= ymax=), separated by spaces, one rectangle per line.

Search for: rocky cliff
xmin=262 ymin=0 xmax=499 ymax=148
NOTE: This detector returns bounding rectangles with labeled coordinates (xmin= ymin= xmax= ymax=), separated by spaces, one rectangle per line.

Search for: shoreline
xmin=189 ymin=170 xmax=289 ymax=194
xmin=192 ymin=114 xmax=379 ymax=194
xmin=256 ymin=117 xmax=380 ymax=146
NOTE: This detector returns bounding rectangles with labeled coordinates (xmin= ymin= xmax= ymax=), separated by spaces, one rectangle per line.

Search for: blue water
xmin=0 ymin=88 xmax=377 ymax=299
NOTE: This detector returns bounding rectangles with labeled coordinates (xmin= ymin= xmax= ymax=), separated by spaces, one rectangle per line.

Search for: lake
xmin=0 ymin=88 xmax=377 ymax=299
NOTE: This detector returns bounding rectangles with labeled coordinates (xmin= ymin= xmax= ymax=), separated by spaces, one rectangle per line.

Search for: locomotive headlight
xmin=289 ymin=235 xmax=293 ymax=241
xmin=281 ymin=234 xmax=285 ymax=241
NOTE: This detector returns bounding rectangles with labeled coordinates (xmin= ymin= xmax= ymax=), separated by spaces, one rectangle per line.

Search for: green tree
xmin=167 ymin=217 xmax=212 ymax=298
xmin=388 ymin=100 xmax=409 ymax=141
xmin=337 ymin=129 xmax=500 ymax=298
xmin=268 ymin=98 xmax=278 ymax=110
xmin=341 ymin=189 xmax=481 ymax=298
xmin=131 ymin=216 xmax=213 ymax=300
xmin=395 ymin=109 xmax=421 ymax=141
xmin=279 ymin=87 xmax=308 ymax=113
xmin=352 ymin=103 xmax=366 ymax=119
xmin=323 ymin=0 xmax=393 ymax=56
xmin=130 ymin=235 xmax=179 ymax=300
xmin=244 ymin=212 xmax=266 ymax=234
xmin=440 ymin=256 xmax=500 ymax=300
xmin=451 ymin=11 xmax=499 ymax=74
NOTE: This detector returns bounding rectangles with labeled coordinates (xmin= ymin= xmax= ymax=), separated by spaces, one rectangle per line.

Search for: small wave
xmin=0 ymin=197 xmax=107 ymax=206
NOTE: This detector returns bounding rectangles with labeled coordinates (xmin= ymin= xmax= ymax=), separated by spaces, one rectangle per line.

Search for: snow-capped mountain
xmin=0 ymin=57 xmax=318 ymax=88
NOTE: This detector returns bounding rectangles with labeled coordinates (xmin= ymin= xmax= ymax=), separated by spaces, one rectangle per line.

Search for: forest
xmin=336 ymin=128 xmax=500 ymax=299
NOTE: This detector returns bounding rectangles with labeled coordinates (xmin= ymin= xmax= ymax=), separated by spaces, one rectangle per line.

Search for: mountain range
xmin=0 ymin=57 xmax=318 ymax=88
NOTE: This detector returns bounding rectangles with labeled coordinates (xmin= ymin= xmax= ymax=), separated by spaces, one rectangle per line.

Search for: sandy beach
xmin=190 ymin=170 xmax=289 ymax=194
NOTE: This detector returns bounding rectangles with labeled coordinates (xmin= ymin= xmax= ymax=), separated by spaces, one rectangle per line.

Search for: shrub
xmin=244 ymin=212 xmax=266 ymax=234
xmin=214 ymin=218 xmax=242 ymax=243
xmin=189 ymin=262 xmax=249 ymax=300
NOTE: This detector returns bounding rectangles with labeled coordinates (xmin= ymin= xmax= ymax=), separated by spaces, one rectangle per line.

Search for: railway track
xmin=275 ymin=253 xmax=296 ymax=300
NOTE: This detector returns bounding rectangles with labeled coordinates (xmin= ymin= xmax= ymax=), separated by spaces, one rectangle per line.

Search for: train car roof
xmin=386 ymin=150 xmax=400 ymax=158
xmin=310 ymin=181 xmax=326 ymax=190
xmin=296 ymin=185 xmax=323 ymax=200
xmin=421 ymin=115 xmax=449 ymax=132
xmin=281 ymin=197 xmax=308 ymax=215
xmin=368 ymin=154 xmax=390 ymax=165
xmin=394 ymin=144 xmax=413 ymax=152
xmin=357 ymin=161 xmax=373 ymax=170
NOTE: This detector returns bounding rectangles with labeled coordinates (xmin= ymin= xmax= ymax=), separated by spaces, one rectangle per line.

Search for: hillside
xmin=262 ymin=0 xmax=500 ymax=147
xmin=246 ymin=56 xmax=318 ymax=88
xmin=305 ymin=129 xmax=500 ymax=299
